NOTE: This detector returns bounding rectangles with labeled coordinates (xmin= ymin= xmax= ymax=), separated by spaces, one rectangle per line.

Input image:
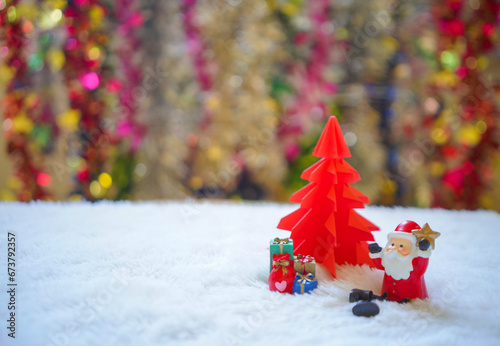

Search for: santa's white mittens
xmin=417 ymin=248 xmax=432 ymax=258
xmin=369 ymin=251 xmax=382 ymax=259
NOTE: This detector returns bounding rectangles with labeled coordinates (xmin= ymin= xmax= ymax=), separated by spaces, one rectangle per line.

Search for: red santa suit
xmin=369 ymin=221 xmax=432 ymax=301
xmin=371 ymin=255 xmax=430 ymax=301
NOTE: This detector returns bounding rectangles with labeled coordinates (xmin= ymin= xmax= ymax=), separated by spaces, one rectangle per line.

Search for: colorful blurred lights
xmin=475 ymin=120 xmax=487 ymax=134
xmin=469 ymin=0 xmax=480 ymax=10
xmin=458 ymin=124 xmax=481 ymax=147
xmin=89 ymin=180 xmax=102 ymax=198
xmin=88 ymin=47 xmax=100 ymax=60
xmin=483 ymin=23 xmax=494 ymax=36
xmin=424 ymin=98 xmax=439 ymax=114
xmin=465 ymin=57 xmax=477 ymax=69
xmin=22 ymin=21 xmax=33 ymax=33
xmin=134 ymin=163 xmax=147 ymax=177
xmin=39 ymin=9 xmax=63 ymax=30
xmin=0 ymin=46 xmax=8 ymax=58
xmin=7 ymin=6 xmax=16 ymax=22
xmin=440 ymin=50 xmax=459 ymax=70
xmin=3 ymin=119 xmax=13 ymax=132
xmin=51 ymin=9 xmax=63 ymax=23
xmin=430 ymin=161 xmax=446 ymax=177
xmin=477 ymin=56 xmax=489 ymax=70
xmin=229 ymin=75 xmax=242 ymax=88
xmin=431 ymin=127 xmax=448 ymax=144
xmin=47 ymin=49 xmax=66 ymax=71
xmin=66 ymin=38 xmax=77 ymax=51
xmin=186 ymin=134 xmax=198 ymax=147
xmin=80 ymin=72 xmax=99 ymax=90
xmin=189 ymin=176 xmax=203 ymax=190
xmin=36 ymin=173 xmax=52 ymax=187
xmin=98 ymin=173 xmax=112 ymax=189
xmin=344 ymin=132 xmax=357 ymax=147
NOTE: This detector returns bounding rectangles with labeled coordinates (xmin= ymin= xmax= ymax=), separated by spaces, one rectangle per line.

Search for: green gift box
xmin=270 ymin=237 xmax=293 ymax=272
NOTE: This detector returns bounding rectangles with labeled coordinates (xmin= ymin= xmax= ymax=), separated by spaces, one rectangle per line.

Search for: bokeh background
xmin=1 ymin=0 xmax=499 ymax=211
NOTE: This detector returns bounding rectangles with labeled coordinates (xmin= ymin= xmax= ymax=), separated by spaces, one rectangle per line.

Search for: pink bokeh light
xmin=80 ymin=72 xmax=100 ymax=90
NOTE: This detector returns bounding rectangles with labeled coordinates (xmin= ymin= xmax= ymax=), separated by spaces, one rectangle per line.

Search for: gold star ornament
xmin=412 ymin=223 xmax=441 ymax=249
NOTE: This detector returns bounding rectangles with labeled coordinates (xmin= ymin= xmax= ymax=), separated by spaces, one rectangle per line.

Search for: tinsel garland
xmin=269 ymin=0 xmax=337 ymax=160
xmin=425 ymin=0 xmax=499 ymax=209
xmin=114 ymin=0 xmax=145 ymax=153
xmin=183 ymin=0 xmax=287 ymax=199
xmin=0 ymin=0 xmax=52 ymax=201
xmin=132 ymin=0 xmax=195 ymax=200
xmin=333 ymin=0 xmax=392 ymax=204
xmin=182 ymin=0 xmax=214 ymax=135
xmin=0 ymin=0 xmax=498 ymax=211
xmin=110 ymin=0 xmax=146 ymax=199
xmin=62 ymin=0 xmax=111 ymax=200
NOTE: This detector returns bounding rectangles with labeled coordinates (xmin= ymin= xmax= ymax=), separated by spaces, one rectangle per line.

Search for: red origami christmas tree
xmin=278 ymin=116 xmax=379 ymax=278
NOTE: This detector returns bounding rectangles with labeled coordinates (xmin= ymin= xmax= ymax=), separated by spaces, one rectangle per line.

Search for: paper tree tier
xmin=278 ymin=116 xmax=379 ymax=278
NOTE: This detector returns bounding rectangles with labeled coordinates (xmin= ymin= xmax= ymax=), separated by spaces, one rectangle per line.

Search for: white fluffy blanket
xmin=0 ymin=201 xmax=499 ymax=346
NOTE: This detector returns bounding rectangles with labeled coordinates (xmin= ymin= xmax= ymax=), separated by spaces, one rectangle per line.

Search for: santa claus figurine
xmin=349 ymin=220 xmax=440 ymax=317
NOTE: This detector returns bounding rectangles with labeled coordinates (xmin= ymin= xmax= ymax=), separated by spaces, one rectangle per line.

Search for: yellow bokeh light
xmin=431 ymin=127 xmax=448 ymax=145
xmin=477 ymin=56 xmax=489 ymax=70
xmin=89 ymin=5 xmax=105 ymax=29
xmin=205 ymin=95 xmax=220 ymax=111
xmin=383 ymin=36 xmax=399 ymax=51
xmin=430 ymin=161 xmax=446 ymax=176
xmin=458 ymin=124 xmax=481 ymax=147
xmin=475 ymin=120 xmax=487 ymax=134
xmin=7 ymin=6 xmax=16 ymax=22
xmin=480 ymin=195 xmax=494 ymax=209
xmin=25 ymin=93 xmax=39 ymax=108
xmin=47 ymin=49 xmax=66 ymax=71
xmin=98 ymin=172 xmax=112 ymax=189
xmin=189 ymin=176 xmax=204 ymax=190
xmin=8 ymin=176 xmax=23 ymax=190
xmin=335 ymin=27 xmax=348 ymax=40
xmin=394 ymin=64 xmax=411 ymax=79
xmin=69 ymin=194 xmax=84 ymax=201
xmin=0 ymin=190 xmax=16 ymax=201
xmin=88 ymin=46 xmax=100 ymax=60
xmin=39 ymin=8 xmax=63 ymax=30
xmin=0 ymin=65 xmax=14 ymax=82
xmin=57 ymin=109 xmax=81 ymax=132
xmin=282 ymin=3 xmax=299 ymax=16
xmin=51 ymin=9 xmax=62 ymax=22
xmin=89 ymin=180 xmax=102 ymax=198
xmin=207 ymin=145 xmax=222 ymax=161
xmin=50 ymin=0 xmax=68 ymax=10
xmin=382 ymin=178 xmax=397 ymax=194
xmin=12 ymin=113 xmax=34 ymax=134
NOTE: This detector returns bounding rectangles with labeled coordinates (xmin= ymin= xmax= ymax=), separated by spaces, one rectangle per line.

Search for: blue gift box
xmin=293 ymin=273 xmax=318 ymax=294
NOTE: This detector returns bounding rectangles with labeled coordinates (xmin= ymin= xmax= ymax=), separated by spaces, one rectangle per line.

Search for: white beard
xmin=381 ymin=248 xmax=415 ymax=280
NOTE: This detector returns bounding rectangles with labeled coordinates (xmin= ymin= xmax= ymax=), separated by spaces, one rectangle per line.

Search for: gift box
xmin=293 ymin=254 xmax=316 ymax=276
xmin=293 ymin=272 xmax=318 ymax=294
xmin=269 ymin=253 xmax=295 ymax=294
xmin=270 ymin=237 xmax=293 ymax=272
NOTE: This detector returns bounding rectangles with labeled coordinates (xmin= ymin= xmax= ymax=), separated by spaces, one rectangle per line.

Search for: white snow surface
xmin=0 ymin=201 xmax=499 ymax=346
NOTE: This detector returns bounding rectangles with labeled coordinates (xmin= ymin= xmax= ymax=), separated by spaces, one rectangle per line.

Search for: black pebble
xmin=352 ymin=301 xmax=380 ymax=317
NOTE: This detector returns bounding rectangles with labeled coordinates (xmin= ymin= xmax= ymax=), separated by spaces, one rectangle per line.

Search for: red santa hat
xmin=387 ymin=220 xmax=421 ymax=245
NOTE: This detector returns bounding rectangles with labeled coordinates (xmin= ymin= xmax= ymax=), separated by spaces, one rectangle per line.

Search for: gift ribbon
xmin=272 ymin=259 xmax=290 ymax=275
xmin=295 ymin=254 xmax=314 ymax=264
xmin=272 ymin=237 xmax=290 ymax=254
xmin=296 ymin=272 xmax=316 ymax=294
